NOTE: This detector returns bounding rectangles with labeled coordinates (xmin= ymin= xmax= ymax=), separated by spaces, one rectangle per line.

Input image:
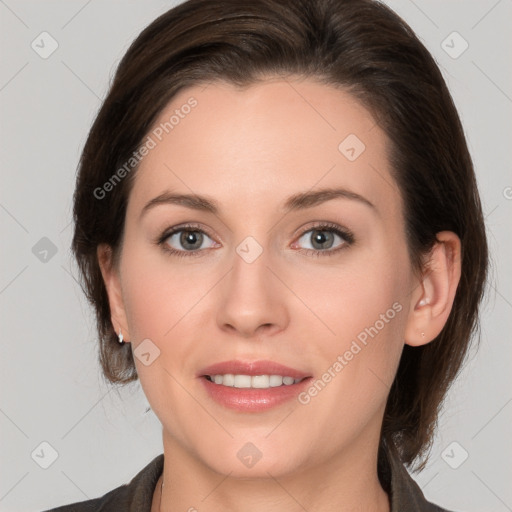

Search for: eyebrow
xmin=139 ymin=187 xmax=376 ymax=219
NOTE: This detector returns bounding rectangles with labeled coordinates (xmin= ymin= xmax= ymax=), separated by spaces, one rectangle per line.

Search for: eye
xmin=293 ymin=223 xmax=354 ymax=256
xmin=158 ymin=223 xmax=218 ymax=257
xmin=156 ymin=222 xmax=354 ymax=259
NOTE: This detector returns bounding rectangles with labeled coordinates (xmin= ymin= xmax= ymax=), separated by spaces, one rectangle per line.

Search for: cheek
xmin=119 ymin=235 xmax=205 ymax=340
xmin=118 ymin=245 xmax=205 ymax=409
xmin=121 ymin=260 xmax=175 ymax=341
xmin=119 ymin=242 xmax=221 ymax=382
xmin=255 ymin=258 xmax=409 ymax=461
xmin=305 ymin=253 xmax=408 ymax=345
xmin=299 ymin=249 xmax=409 ymax=398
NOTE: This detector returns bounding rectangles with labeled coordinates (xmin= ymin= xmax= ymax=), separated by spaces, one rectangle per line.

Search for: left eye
xmin=294 ymin=227 xmax=351 ymax=252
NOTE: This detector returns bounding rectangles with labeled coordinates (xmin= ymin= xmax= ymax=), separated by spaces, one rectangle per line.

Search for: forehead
xmin=129 ymin=78 xmax=401 ymax=219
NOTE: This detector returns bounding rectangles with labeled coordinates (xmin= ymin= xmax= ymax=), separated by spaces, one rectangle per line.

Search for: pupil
xmin=181 ymin=231 xmax=202 ymax=250
xmin=312 ymin=230 xmax=333 ymax=249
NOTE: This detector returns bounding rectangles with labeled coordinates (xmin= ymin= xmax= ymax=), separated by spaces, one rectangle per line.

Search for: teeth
xmin=206 ymin=374 xmax=303 ymax=388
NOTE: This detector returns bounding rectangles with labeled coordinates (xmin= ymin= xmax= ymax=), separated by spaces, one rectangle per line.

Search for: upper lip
xmin=198 ymin=360 xmax=311 ymax=380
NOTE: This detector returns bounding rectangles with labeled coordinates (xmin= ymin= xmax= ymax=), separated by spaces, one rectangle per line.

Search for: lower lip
xmin=199 ymin=376 xmax=312 ymax=412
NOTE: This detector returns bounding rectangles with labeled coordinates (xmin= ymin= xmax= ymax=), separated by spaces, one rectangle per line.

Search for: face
xmin=102 ymin=77 xmax=424 ymax=478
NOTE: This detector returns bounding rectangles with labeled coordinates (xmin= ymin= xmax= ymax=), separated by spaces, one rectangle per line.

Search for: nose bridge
xmin=232 ymin=234 xmax=270 ymax=291
xmin=216 ymin=232 xmax=288 ymax=336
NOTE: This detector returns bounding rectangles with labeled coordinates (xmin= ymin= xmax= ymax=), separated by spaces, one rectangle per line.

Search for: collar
xmin=381 ymin=440 xmax=449 ymax=511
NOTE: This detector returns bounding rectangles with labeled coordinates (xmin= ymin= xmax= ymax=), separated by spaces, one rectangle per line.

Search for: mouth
xmin=203 ymin=374 xmax=306 ymax=388
xmin=198 ymin=360 xmax=312 ymax=412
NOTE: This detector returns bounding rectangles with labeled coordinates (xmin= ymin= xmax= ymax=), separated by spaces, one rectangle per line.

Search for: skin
xmin=98 ymin=77 xmax=461 ymax=512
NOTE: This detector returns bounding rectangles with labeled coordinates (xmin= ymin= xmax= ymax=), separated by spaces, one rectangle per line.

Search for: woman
xmin=45 ymin=0 xmax=488 ymax=510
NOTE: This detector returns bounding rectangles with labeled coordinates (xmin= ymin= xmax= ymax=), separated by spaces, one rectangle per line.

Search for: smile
xmin=204 ymin=374 xmax=305 ymax=388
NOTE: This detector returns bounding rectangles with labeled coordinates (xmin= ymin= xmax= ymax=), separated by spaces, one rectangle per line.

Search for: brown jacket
xmin=43 ymin=444 xmax=454 ymax=512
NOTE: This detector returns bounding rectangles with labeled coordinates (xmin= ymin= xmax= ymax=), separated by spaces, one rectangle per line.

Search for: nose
xmin=216 ymin=243 xmax=289 ymax=339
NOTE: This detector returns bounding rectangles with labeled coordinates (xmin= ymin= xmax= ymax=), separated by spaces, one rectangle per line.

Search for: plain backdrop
xmin=0 ymin=1 xmax=511 ymax=511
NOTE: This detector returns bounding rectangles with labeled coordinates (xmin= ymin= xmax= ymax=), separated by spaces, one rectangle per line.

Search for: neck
xmin=156 ymin=433 xmax=390 ymax=512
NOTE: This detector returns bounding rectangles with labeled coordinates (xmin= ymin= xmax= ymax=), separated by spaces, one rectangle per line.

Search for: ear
xmin=97 ymin=243 xmax=131 ymax=343
xmin=404 ymin=231 xmax=461 ymax=347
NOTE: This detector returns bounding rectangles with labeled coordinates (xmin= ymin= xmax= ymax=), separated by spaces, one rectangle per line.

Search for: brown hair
xmin=71 ymin=0 xmax=488 ymax=470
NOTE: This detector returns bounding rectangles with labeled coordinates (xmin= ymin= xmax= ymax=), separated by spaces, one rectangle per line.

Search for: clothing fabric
xmin=43 ymin=443 xmax=454 ymax=511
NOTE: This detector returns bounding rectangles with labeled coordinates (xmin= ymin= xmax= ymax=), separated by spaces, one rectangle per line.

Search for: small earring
xmin=421 ymin=332 xmax=425 ymax=338
xmin=118 ymin=328 xmax=125 ymax=345
xmin=418 ymin=297 xmax=430 ymax=307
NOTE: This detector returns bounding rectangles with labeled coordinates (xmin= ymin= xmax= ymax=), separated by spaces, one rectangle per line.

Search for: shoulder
xmin=41 ymin=454 xmax=164 ymax=512
xmin=41 ymin=485 xmax=124 ymax=512
xmin=383 ymin=442 xmax=460 ymax=512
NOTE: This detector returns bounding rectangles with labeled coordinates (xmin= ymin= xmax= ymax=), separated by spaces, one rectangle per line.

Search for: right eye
xmin=158 ymin=223 xmax=218 ymax=258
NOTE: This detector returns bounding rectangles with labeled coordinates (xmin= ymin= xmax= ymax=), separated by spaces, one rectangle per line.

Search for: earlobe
xmin=417 ymin=297 xmax=430 ymax=308
xmin=97 ymin=244 xmax=131 ymax=343
xmin=404 ymin=231 xmax=461 ymax=347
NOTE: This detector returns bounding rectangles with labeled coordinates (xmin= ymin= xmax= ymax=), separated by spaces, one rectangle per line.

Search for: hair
xmin=71 ymin=0 xmax=488 ymax=471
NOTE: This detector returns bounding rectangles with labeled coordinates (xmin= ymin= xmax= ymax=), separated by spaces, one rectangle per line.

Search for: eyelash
xmin=155 ymin=222 xmax=355 ymax=259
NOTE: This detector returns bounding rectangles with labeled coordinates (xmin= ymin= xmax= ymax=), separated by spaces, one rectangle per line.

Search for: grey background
xmin=0 ymin=1 xmax=511 ymax=510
